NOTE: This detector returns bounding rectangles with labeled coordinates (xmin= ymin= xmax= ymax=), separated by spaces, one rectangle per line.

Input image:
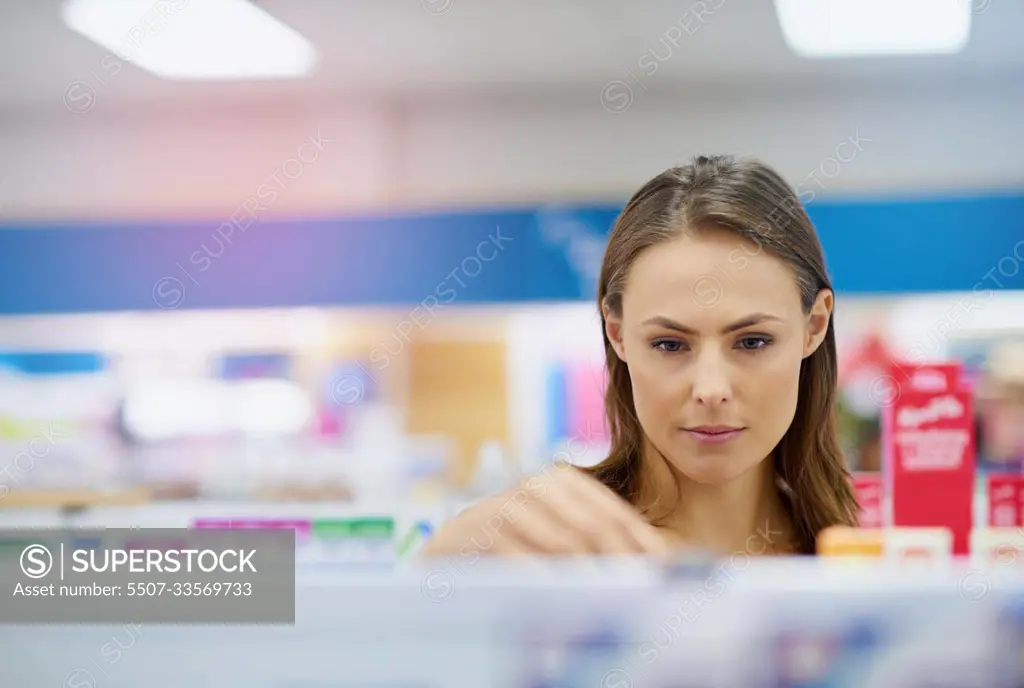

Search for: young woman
xmin=423 ymin=155 xmax=860 ymax=559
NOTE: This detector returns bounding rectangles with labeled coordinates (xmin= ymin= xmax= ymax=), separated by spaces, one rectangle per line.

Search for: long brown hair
xmin=586 ymin=155 xmax=859 ymax=554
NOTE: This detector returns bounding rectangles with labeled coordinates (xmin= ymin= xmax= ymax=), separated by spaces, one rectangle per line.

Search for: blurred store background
xmin=0 ymin=0 xmax=1022 ymax=561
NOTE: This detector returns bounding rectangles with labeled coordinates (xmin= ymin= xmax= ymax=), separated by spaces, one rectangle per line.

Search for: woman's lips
xmin=684 ymin=427 xmax=745 ymax=444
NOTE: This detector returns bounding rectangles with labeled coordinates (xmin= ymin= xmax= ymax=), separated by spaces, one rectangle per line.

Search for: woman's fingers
xmin=499 ymin=495 xmax=596 ymax=555
xmin=424 ymin=466 xmax=671 ymax=558
xmin=466 ymin=489 xmax=591 ymax=555
xmin=560 ymin=469 xmax=671 ymax=556
xmin=526 ymin=471 xmax=646 ymax=554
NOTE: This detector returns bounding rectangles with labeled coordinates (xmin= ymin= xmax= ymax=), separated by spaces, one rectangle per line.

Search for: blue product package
xmin=523 ymin=624 xmax=629 ymax=688
xmin=996 ymin=595 xmax=1024 ymax=688
xmin=0 ymin=351 xmax=106 ymax=375
xmin=325 ymin=360 xmax=379 ymax=407
xmin=218 ymin=352 xmax=293 ymax=380
xmin=545 ymin=362 xmax=568 ymax=448
xmin=774 ymin=619 xmax=883 ymax=688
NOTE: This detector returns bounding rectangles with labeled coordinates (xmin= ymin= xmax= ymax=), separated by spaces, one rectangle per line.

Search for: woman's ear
xmin=803 ymin=289 xmax=833 ymax=358
xmin=602 ymin=301 xmax=627 ymax=362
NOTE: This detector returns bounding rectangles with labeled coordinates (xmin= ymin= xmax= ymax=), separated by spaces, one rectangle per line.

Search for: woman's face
xmin=605 ymin=228 xmax=832 ymax=485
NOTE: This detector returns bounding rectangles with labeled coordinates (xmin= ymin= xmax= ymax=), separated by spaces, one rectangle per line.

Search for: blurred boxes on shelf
xmin=817 ymin=526 xmax=953 ymax=561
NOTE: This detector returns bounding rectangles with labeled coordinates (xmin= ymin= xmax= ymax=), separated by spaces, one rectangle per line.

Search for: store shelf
xmin=0 ymin=559 xmax=1022 ymax=686
xmin=0 ymin=488 xmax=152 ymax=510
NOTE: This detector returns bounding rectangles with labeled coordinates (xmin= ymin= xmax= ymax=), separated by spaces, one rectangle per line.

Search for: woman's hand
xmin=421 ymin=464 xmax=669 ymax=558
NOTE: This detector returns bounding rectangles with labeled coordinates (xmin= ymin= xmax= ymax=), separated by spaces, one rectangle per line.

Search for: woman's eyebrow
xmin=641 ymin=313 xmax=783 ymax=334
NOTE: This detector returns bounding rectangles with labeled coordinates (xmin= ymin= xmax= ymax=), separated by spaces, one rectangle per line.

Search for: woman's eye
xmin=652 ymin=340 xmax=684 ymax=353
xmin=737 ymin=336 xmax=772 ymax=351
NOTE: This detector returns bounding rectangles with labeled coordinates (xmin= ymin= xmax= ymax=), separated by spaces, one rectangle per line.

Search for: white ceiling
xmin=0 ymin=0 xmax=1022 ymax=113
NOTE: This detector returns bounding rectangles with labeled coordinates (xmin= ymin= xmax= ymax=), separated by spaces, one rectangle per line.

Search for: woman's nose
xmin=691 ymin=358 xmax=732 ymax=405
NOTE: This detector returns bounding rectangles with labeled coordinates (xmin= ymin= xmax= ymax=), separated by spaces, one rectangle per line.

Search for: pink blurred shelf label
xmin=191 ymin=519 xmax=312 ymax=541
xmin=568 ymin=363 xmax=608 ymax=442
xmin=125 ymin=538 xmax=188 ymax=552
xmin=193 ymin=520 xmax=232 ymax=529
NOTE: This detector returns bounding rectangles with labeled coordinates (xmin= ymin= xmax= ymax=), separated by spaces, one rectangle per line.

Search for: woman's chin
xmin=669 ymin=455 xmax=759 ymax=487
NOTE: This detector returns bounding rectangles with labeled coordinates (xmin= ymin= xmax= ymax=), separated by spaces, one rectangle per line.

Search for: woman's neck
xmin=635 ymin=438 xmax=795 ymax=556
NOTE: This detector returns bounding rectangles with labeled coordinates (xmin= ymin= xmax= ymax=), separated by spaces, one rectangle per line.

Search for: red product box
xmin=886 ymin=383 xmax=975 ymax=556
xmin=852 ymin=473 xmax=884 ymax=528
xmin=890 ymin=360 xmax=961 ymax=394
xmin=987 ymin=474 xmax=1023 ymax=528
xmin=881 ymin=361 xmax=964 ymax=491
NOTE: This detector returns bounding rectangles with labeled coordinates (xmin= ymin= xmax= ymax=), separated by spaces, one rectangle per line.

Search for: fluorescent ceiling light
xmin=773 ymin=0 xmax=971 ymax=58
xmin=61 ymin=0 xmax=317 ymax=80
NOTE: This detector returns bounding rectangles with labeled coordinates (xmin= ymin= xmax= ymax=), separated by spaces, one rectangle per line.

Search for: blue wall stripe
xmin=0 ymin=193 xmax=1021 ymax=315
